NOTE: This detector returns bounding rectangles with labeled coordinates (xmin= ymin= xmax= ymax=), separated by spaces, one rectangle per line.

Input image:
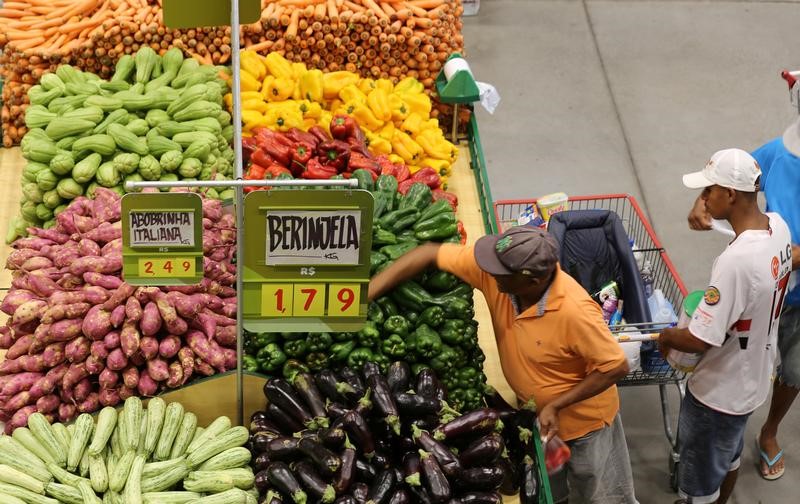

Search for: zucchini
xmin=0 ymin=464 xmax=46 ymax=494
xmin=108 ymin=450 xmax=135 ymax=493
xmin=0 ymin=483 xmax=58 ymax=504
xmin=47 ymin=463 xmax=88 ymax=487
xmin=185 ymin=426 xmax=249 ymax=468
xmin=45 ymin=482 xmax=83 ymax=504
xmin=169 ymin=412 xmax=198 ymax=459
xmin=19 ymin=415 xmax=61 ymax=465
xmin=51 ymin=422 xmax=71 ymax=460
xmin=79 ymin=449 xmax=91 ymax=478
xmin=183 ymin=488 xmax=250 ymax=504
xmin=142 ymin=492 xmax=201 ymax=504
xmin=89 ymin=454 xmax=108 ymax=493
xmin=197 ymin=447 xmax=251 ymax=471
xmin=143 ymin=397 xmax=166 ymax=457
xmin=0 ymin=493 xmax=26 ymax=504
xmin=110 ymin=421 xmax=122 ymax=457
xmin=0 ymin=437 xmax=51 ymax=482
xmin=186 ymin=416 xmax=231 ymax=454
xmin=139 ymin=461 xmax=190 ymax=493
xmin=78 ymin=480 xmax=102 ymax=504
xmin=142 ymin=457 xmax=187 ymax=479
xmin=155 ymin=402 xmax=185 ymax=461
xmin=89 ymin=406 xmax=118 ymax=456
xmin=123 ymin=455 xmax=146 ymax=504
xmin=185 ymin=468 xmax=255 ymax=491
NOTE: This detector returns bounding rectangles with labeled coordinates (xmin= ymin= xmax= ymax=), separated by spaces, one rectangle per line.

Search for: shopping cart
xmin=493 ymin=194 xmax=689 ymax=491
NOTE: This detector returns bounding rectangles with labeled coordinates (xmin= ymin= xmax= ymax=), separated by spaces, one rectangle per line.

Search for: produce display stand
xmin=492 ymin=193 xmax=689 ymax=491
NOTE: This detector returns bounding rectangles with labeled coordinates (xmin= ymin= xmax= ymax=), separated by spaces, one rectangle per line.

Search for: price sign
xmin=121 ymin=193 xmax=204 ymax=286
xmin=163 ymin=0 xmax=260 ymax=29
xmin=243 ymin=190 xmax=374 ymax=332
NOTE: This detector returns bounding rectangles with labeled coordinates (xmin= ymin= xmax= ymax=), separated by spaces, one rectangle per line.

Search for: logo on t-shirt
xmin=771 ymin=256 xmax=780 ymax=279
xmin=704 ymin=286 xmax=720 ymax=306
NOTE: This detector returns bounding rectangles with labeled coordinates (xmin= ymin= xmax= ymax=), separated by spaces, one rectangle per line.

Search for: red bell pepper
xmin=330 ymin=114 xmax=357 ymax=140
xmin=290 ymin=141 xmax=315 ymax=176
xmin=250 ymin=148 xmax=274 ymax=169
xmin=317 ymin=140 xmax=351 ymax=172
xmin=432 ymin=189 xmax=458 ymax=210
xmin=308 ymin=125 xmax=331 ymax=144
xmin=286 ymin=128 xmax=320 ymax=149
xmin=458 ymin=221 xmax=467 ymax=245
xmin=303 ymin=158 xmax=339 ymax=179
xmin=394 ymin=163 xmax=410 ymax=183
xmin=411 ymin=166 xmax=441 ymax=189
xmin=248 ymin=163 xmax=266 ymax=179
xmin=347 ymin=152 xmax=380 ymax=174
xmin=397 ymin=178 xmax=415 ymax=195
xmin=266 ymin=163 xmax=290 ymax=178
xmin=242 ymin=136 xmax=258 ymax=164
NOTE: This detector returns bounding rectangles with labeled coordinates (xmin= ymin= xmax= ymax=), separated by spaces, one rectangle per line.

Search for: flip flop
xmin=756 ymin=436 xmax=785 ymax=481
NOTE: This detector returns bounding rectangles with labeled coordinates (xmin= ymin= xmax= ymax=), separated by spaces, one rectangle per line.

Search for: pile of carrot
xmin=0 ymin=0 xmax=464 ymax=147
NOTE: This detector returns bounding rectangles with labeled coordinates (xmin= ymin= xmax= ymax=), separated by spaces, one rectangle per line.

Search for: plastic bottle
xmin=641 ymin=260 xmax=654 ymax=299
xmin=648 ymin=289 xmax=677 ymax=325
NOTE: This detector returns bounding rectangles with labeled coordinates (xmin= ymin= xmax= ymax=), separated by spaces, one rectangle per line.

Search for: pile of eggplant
xmin=248 ymin=362 xmax=542 ymax=504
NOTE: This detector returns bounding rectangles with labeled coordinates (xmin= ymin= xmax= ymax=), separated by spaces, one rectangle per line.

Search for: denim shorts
xmin=678 ymin=389 xmax=751 ymax=504
xmin=777 ymin=305 xmax=800 ymax=388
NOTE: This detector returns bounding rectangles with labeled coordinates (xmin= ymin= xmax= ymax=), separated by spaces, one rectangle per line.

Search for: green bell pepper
xmin=390 ymin=211 xmax=420 ymax=233
xmin=370 ymin=251 xmax=389 ymax=273
xmin=424 ymin=270 xmax=461 ymax=293
xmin=383 ymin=315 xmax=411 ymax=336
xmin=282 ymin=359 xmax=309 ymax=382
xmin=462 ymin=387 xmax=483 ymax=411
xmin=406 ymin=311 xmax=419 ymax=325
xmin=418 ymin=306 xmax=445 ymax=328
xmin=439 ymin=322 xmax=466 ymax=346
xmin=376 ymin=173 xmax=399 ymax=195
xmin=256 ymin=332 xmax=282 ymax=347
xmin=242 ymin=355 xmax=259 ymax=373
xmin=380 ymin=241 xmax=417 ymax=261
xmin=281 ymin=331 xmax=306 ymax=341
xmin=367 ymin=302 xmax=385 ymax=325
xmin=256 ymin=343 xmax=287 ymax=372
xmin=434 ymin=295 xmax=474 ymax=320
xmin=378 ymin=207 xmax=417 ymax=229
xmin=458 ymin=367 xmax=481 ymax=388
xmin=373 ymin=228 xmax=397 ymax=245
xmin=307 ymin=332 xmax=333 ymax=352
xmin=380 ymin=334 xmax=407 ymax=358
xmin=306 ymin=352 xmax=330 ymax=372
xmin=334 ymin=331 xmax=356 ymax=342
xmin=284 ymin=339 xmax=309 ymax=358
xmin=418 ymin=199 xmax=452 ymax=222
xmin=451 ymin=346 xmax=469 ymax=368
xmin=396 ymin=229 xmax=418 ymax=243
xmin=351 ymin=169 xmax=375 ymax=191
xmin=373 ymin=190 xmax=393 ymax=219
xmin=413 ymin=324 xmax=442 ymax=359
xmin=331 ymin=340 xmax=357 ymax=362
xmin=371 ymin=352 xmax=390 ymax=373
xmin=346 ymin=347 xmax=375 ymax=369
xmin=415 ymin=223 xmax=458 ymax=241
xmin=376 ymin=297 xmax=399 ymax=317
xmin=391 ymin=280 xmax=433 ymax=311
xmin=411 ymin=363 xmax=430 ymax=376
xmin=429 ymin=344 xmax=458 ymax=374
xmin=357 ymin=321 xmax=381 ymax=348
xmin=413 ymin=211 xmax=456 ymax=232
xmin=400 ymin=182 xmax=432 ymax=212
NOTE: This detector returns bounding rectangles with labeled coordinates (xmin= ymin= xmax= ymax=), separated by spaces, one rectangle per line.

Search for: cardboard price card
xmin=242 ymin=189 xmax=374 ymax=333
xmin=121 ymin=193 xmax=204 ymax=286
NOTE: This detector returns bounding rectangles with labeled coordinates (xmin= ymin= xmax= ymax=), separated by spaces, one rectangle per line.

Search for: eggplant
xmin=293 ymin=460 xmax=337 ymax=503
xmin=387 ymin=488 xmax=411 ymax=504
xmin=402 ymin=451 xmax=422 ymax=487
xmin=335 ymin=497 xmax=358 ymax=504
xmin=519 ymin=456 xmax=539 ymax=503
xmin=497 ymin=455 xmax=520 ymax=495
xmin=265 ymin=378 xmax=316 ymax=428
xmin=255 ymin=469 xmax=271 ymax=492
xmin=351 ymin=482 xmax=370 ymax=503
xmin=386 ymin=361 xmax=411 ymax=394
xmin=327 ymin=402 xmax=350 ymax=420
xmin=293 ymin=372 xmax=330 ymax=428
xmin=412 ymin=425 xmax=462 ymax=478
xmin=433 ymin=409 xmax=501 ymax=442
xmin=355 ymin=458 xmax=377 ymax=482
xmin=416 ymin=369 xmax=446 ymax=401
xmin=253 ymin=430 xmax=283 ymax=453
xmin=371 ymin=451 xmax=392 ymax=470
xmin=334 ymin=446 xmax=357 ymax=493
xmin=342 ymin=411 xmax=376 ymax=457
xmin=266 ymin=436 xmax=302 ymax=460
xmin=411 ymin=416 xmax=441 ymax=432
xmin=362 ymin=361 xmax=381 ymax=379
xmin=266 ymin=402 xmax=304 ymax=434
xmin=393 ymin=435 xmax=416 ymax=454
xmin=456 ymin=467 xmax=504 ymax=491
xmin=254 ymin=452 xmax=272 ymax=472
xmin=408 ymin=485 xmax=434 ymax=504
xmin=267 ymin=461 xmax=308 ymax=504
xmin=321 ymin=425 xmax=347 ymax=449
xmin=298 ymin=437 xmax=341 ymax=476
xmin=366 ymin=373 xmax=401 ymax=435
xmin=316 ymin=369 xmax=351 ymax=404
xmin=449 ymin=492 xmax=502 ymax=504
xmin=265 ymin=490 xmax=285 ymax=503
xmin=251 ymin=409 xmax=269 ymax=423
xmin=340 ymin=367 xmax=367 ymax=397
xmin=295 ymin=429 xmax=322 ymax=442
xmin=482 ymin=386 xmax=516 ymax=412
xmin=420 ymin=450 xmax=451 ymax=503
xmin=395 ymin=393 xmax=440 ymax=417
xmin=459 ymin=433 xmax=505 ymax=467
xmin=355 ymin=389 xmax=374 ymax=417
xmin=366 ymin=469 xmax=396 ymax=504
xmin=392 ymin=468 xmax=403 ymax=488
xmin=250 ymin=410 xmax=283 ymax=433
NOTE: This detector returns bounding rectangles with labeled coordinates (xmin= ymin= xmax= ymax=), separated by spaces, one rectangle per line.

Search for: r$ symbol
xmin=301 ymin=267 xmax=316 ymax=276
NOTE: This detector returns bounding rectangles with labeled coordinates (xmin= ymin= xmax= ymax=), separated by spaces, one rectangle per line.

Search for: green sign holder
xmin=435 ymin=53 xmax=481 ymax=143
xmin=162 ymin=0 xmax=260 ymax=29
xmin=242 ymin=189 xmax=374 ymax=333
xmin=121 ymin=193 xmax=204 ymax=286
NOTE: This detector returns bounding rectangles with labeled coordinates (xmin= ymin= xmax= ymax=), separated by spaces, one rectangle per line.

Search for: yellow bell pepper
xmin=318 ymin=111 xmax=334 ymax=136
xmin=292 ymin=62 xmax=308 ymax=80
xmin=264 ymin=104 xmax=303 ymax=132
xmin=260 ymin=75 xmax=275 ymax=99
xmin=365 ymin=130 xmax=392 ymax=156
xmin=417 ymin=129 xmax=458 ymax=162
xmin=376 ymin=79 xmax=394 ymax=94
xmin=422 ymin=158 xmax=451 ymax=177
xmin=388 ymin=154 xmax=405 ymax=165
xmin=408 ymin=165 xmax=424 ymax=175
xmin=358 ymin=78 xmax=377 ymax=95
xmin=389 ymin=94 xmax=410 ymax=122
xmin=391 ymin=130 xmax=424 ymax=164
xmin=399 ymin=91 xmax=432 ymax=117
xmin=439 ymin=175 xmax=449 ymax=190
xmin=401 ymin=113 xmax=424 ymax=136
xmin=223 ymin=93 xmax=233 ymax=109
xmin=323 ymin=71 xmax=360 ymax=100
xmin=240 ymin=91 xmax=263 ymax=102
xmin=419 ymin=118 xmax=440 ymax=132
xmin=264 ymin=52 xmax=293 ymax=80
xmin=240 ymin=70 xmax=261 ymax=92
xmin=298 ymin=100 xmax=322 ymax=119
xmin=395 ymin=77 xmax=424 ymax=95
xmin=300 ymin=69 xmax=324 ymax=103
xmin=378 ymin=122 xmax=395 ymax=142
xmin=242 ymin=110 xmax=267 ymax=132
xmin=242 ymin=99 xmax=269 ymax=114
xmin=352 ymin=103 xmax=384 ymax=131
xmin=240 ymin=51 xmax=266 ymax=81
xmin=339 ymin=84 xmax=367 ymax=104
xmin=264 ymin=77 xmax=294 ymax=102
xmin=303 ymin=118 xmax=317 ymax=130
xmin=367 ymin=89 xmax=392 ymax=122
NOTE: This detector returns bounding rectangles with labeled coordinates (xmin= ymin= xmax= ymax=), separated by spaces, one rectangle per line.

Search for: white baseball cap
xmin=682 ymin=148 xmax=761 ymax=192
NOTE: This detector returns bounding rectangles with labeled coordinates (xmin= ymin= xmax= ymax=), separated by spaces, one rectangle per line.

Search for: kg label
xmin=265 ymin=210 xmax=361 ymax=265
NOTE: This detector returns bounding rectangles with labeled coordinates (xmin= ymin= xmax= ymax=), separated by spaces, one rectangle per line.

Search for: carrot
xmin=315 ymin=2 xmax=327 ymax=20
xmin=344 ymin=0 xmax=365 ymax=12
xmin=285 ymin=8 xmax=300 ymax=39
xmin=327 ymin=0 xmax=339 ymax=20
xmin=406 ymin=0 xmax=443 ymax=8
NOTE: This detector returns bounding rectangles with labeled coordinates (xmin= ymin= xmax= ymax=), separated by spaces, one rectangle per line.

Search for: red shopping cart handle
xmin=781 ymin=70 xmax=798 ymax=89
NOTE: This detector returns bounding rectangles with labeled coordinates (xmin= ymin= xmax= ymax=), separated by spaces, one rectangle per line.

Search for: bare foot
xmin=759 ymin=433 xmax=785 ymax=478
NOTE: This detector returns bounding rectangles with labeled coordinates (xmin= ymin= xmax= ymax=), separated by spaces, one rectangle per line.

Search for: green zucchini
xmin=185 ymin=426 xmax=249 ymax=468
xmin=155 ymin=402 xmax=185 ymax=461
xmin=169 ymin=413 xmax=197 ymax=459
xmin=88 ymin=406 xmax=118 ymax=456
xmin=12 ymin=426 xmax=57 ymax=465
xmin=45 ymin=482 xmax=82 ymax=504
xmin=89 ymin=453 xmax=108 ymax=494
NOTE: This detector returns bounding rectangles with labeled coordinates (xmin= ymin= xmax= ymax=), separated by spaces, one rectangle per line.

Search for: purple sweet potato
xmin=85 ymin=354 xmax=104 ymax=375
xmin=58 ymin=403 xmax=77 ymax=423
xmin=90 ymin=341 xmax=109 ymax=360
xmin=1 ymin=371 xmax=43 ymax=396
xmin=74 ymin=377 xmax=92 ymax=402
xmin=99 ymin=368 xmax=119 ymax=390
xmin=100 ymin=238 xmax=122 ymax=257
xmin=110 ymin=305 xmax=126 ymax=328
xmin=3 ymin=390 xmax=35 ymax=412
xmin=56 ymin=211 xmax=79 ymax=234
xmin=52 ymin=249 xmax=80 ymax=269
xmin=0 ymin=330 xmax=12 ymax=350
xmin=140 ymin=336 xmax=159 ymax=360
xmin=36 ymin=394 xmax=60 ymax=414
xmin=66 ymin=336 xmax=91 ymax=363
xmin=69 ymin=256 xmax=119 ymax=276
xmin=186 ymin=330 xmax=225 ymax=371
xmin=192 ymin=313 xmax=216 ymax=339
xmin=165 ymin=362 xmax=183 ymax=389
xmin=168 ymin=292 xmax=208 ymax=319
xmin=6 ymin=249 xmax=42 ymax=270
xmin=48 ymin=318 xmax=82 ymax=342
xmin=62 ymin=362 xmax=88 ymax=390
xmin=100 ymin=283 xmax=135 ymax=311
xmin=194 ymin=358 xmax=215 ymax=377
xmin=30 ymin=364 xmax=68 ymax=397
xmin=50 ymin=290 xmax=86 ymax=305
xmin=6 ymin=334 xmax=34 ymax=360
xmin=158 ymin=336 xmax=181 ymax=359
xmin=77 ymin=392 xmax=99 ymax=413
xmin=6 ymin=405 xmax=38 ymax=434
xmin=98 ymin=387 xmax=121 ymax=407
xmin=0 ymin=289 xmax=38 ymax=316
xmin=57 ymin=273 xmax=84 ymax=290
xmin=0 ymin=358 xmax=22 ymax=375
xmin=73 ymin=214 xmax=97 ymax=234
xmin=202 ymin=198 xmax=223 ymax=222
xmin=19 ymin=354 xmax=47 ymax=372
xmin=28 ymin=227 xmax=70 ymax=244
xmin=21 ymin=256 xmax=54 ymax=272
xmin=178 ymin=347 xmax=194 ymax=385
xmin=92 ymin=188 xmax=121 ymax=222
xmin=147 ymin=358 xmax=170 ymax=382
xmin=24 ymin=321 xmax=52 ymax=354
xmin=222 ymin=348 xmax=236 ymax=371
xmin=120 ymin=320 xmax=141 ymax=357
xmin=221 ymin=299 xmax=236 ymax=318
xmin=81 ymin=285 xmax=110 ymax=305
xmin=77 ymin=238 xmax=101 ymax=257
xmin=118 ymin=386 xmax=136 ymax=401
xmin=59 ymin=385 xmax=73 ymax=404
xmin=103 ymin=331 xmax=120 ymax=351
xmin=138 ymin=372 xmax=158 ymax=396
xmin=106 ymin=349 xmax=128 ymax=371
xmin=28 ymin=272 xmax=60 ymax=297
xmin=13 ymin=237 xmax=56 ymax=250
xmin=83 ymin=272 xmax=121 ymax=290
xmin=214 ymin=325 xmax=236 ymax=348
xmin=149 ymin=291 xmax=188 ymax=335
xmin=42 ymin=342 xmax=67 ymax=367
xmin=129 ymin=351 xmax=145 ymax=367
xmin=82 ymin=305 xmax=113 ymax=341
xmin=11 ymin=299 xmax=47 ymax=327
xmin=41 ymin=302 xmax=91 ymax=324
xmin=122 ymin=366 xmax=139 ymax=389
xmin=85 ymin=221 xmax=122 ymax=244
xmin=125 ymin=297 xmax=143 ymax=323
xmin=140 ymin=302 xmax=162 ymax=337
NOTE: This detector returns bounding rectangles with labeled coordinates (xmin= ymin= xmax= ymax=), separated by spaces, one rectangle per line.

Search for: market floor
xmin=464 ymin=1 xmax=800 ymax=502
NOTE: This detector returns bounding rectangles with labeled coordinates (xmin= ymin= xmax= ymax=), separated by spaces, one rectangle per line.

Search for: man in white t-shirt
xmin=660 ymin=148 xmax=792 ymax=504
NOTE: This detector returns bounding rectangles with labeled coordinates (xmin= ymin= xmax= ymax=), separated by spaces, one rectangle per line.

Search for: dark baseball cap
xmin=474 ymin=227 xmax=559 ymax=277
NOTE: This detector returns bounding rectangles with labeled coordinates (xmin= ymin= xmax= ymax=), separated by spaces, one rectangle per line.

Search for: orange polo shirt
xmin=437 ymin=243 xmax=626 ymax=441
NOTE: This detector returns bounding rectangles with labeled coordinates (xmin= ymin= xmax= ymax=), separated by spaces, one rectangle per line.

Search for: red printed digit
xmin=183 ymin=260 xmax=191 ymax=272
xmin=144 ymin=261 xmax=154 ymax=274
xmin=337 ymin=288 xmax=354 ymax=312
xmin=301 ymin=288 xmax=317 ymax=311
xmin=163 ymin=261 xmax=173 ymax=273
xmin=275 ymin=288 xmax=286 ymax=313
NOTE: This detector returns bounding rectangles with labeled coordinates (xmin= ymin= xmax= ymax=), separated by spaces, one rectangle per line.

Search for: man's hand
xmin=538 ymin=403 xmax=560 ymax=443
xmin=687 ymin=194 xmax=712 ymax=231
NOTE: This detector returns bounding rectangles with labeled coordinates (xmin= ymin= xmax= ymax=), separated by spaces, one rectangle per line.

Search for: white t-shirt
xmin=687 ymin=213 xmax=793 ymax=415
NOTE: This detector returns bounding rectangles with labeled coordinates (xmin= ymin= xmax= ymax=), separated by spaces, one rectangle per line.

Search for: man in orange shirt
xmin=369 ymin=227 xmax=637 ymax=503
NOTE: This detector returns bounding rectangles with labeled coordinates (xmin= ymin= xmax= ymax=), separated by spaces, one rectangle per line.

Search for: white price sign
xmin=265 ymin=210 xmax=362 ymax=265
xmin=129 ymin=211 xmax=196 ymax=247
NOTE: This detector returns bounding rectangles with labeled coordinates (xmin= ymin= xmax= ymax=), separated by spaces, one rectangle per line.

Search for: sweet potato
xmin=100 ymin=238 xmax=122 ymax=257
xmin=140 ymin=302 xmax=162 ymax=337
xmin=118 ymin=386 xmax=136 ymax=401
xmin=166 ymin=362 xmax=184 ymax=389
xmin=122 ymin=366 xmax=139 ymax=389
xmin=98 ymin=388 xmax=121 ymax=407
xmin=178 ymin=347 xmax=195 ymax=385
xmin=158 ymin=336 xmax=181 ymax=359
xmin=11 ymin=274 xmax=34 ymax=292
xmin=214 ymin=325 xmax=236 ymax=348
xmin=0 ymin=330 xmax=13 ymax=349
xmin=6 ymin=405 xmax=38 ymax=434
xmin=29 ymin=227 xmax=71 ymax=245
xmin=21 ymin=256 xmax=54 ymax=272
xmin=4 ymin=390 xmax=35 ymax=412
xmin=63 ymin=362 xmax=88 ymax=390
xmin=55 ymin=211 xmax=79 ymax=235
xmin=69 ymin=256 xmax=120 ymax=276
xmin=221 ymin=298 xmax=236 ymax=318
xmin=149 ymin=291 xmax=188 ymax=335
xmin=19 ymin=354 xmax=47 ymax=372
xmin=1 ymin=372 xmax=43 ymax=397
xmin=27 ymin=272 xmax=60 ymax=297
xmin=168 ymin=292 xmax=207 ymax=319
xmin=138 ymin=372 xmax=158 ymax=396
xmin=29 ymin=364 xmax=68 ymax=398
xmin=140 ymin=336 xmax=159 ymax=360
xmin=0 ymin=289 xmax=38 ymax=316
xmin=106 ymin=349 xmax=128 ymax=371
xmin=147 ymin=358 xmax=170 ymax=382
xmin=58 ymin=403 xmax=77 ymax=423
xmin=85 ymin=354 xmax=104 ymax=375
xmin=6 ymin=249 xmax=42 ymax=270
xmin=66 ymin=336 xmax=91 ymax=363
xmin=101 ymin=283 xmax=135 ymax=311
xmin=83 ymin=272 xmax=121 ymax=290
xmin=129 ymin=351 xmax=146 ymax=367
xmin=42 ymin=342 xmax=67 ymax=368
xmin=73 ymin=214 xmax=97 ymax=234
xmin=103 ymin=331 xmax=120 ymax=351
xmin=85 ymin=221 xmax=122 ymax=244
xmin=36 ymin=394 xmax=60 ymax=414
xmin=82 ymin=305 xmax=113 ymax=341
xmin=6 ymin=334 xmax=34 ymax=360
xmin=0 ymin=358 xmax=23 ymax=375
xmin=77 ymin=392 xmax=99 ymax=413
xmin=57 ymin=273 xmax=84 ymax=290
xmin=120 ymin=320 xmax=141 ymax=357
xmin=186 ymin=330 xmax=225 ymax=370
xmin=99 ymin=368 xmax=119 ymax=390
xmin=222 ymin=348 xmax=236 ymax=371
xmin=92 ymin=188 xmax=121 ymax=222
xmin=48 ymin=318 xmax=82 ymax=342
xmin=41 ymin=302 xmax=91 ymax=324
xmin=11 ymin=299 xmax=47 ymax=327
xmin=51 ymin=248 xmax=80 ymax=269
xmin=81 ymin=285 xmax=110 ymax=305
xmin=194 ymin=358 xmax=215 ymax=377
xmin=74 ymin=377 xmax=92 ymax=402
xmin=110 ymin=305 xmax=126 ymax=328
xmin=77 ymin=239 xmax=101 ymax=257
xmin=59 ymin=386 xmax=74 ymax=403
xmin=90 ymin=341 xmax=109 ymax=360
xmin=202 ymin=199 xmax=223 ymax=222
xmin=125 ymin=297 xmax=143 ymax=323
xmin=13 ymin=237 xmax=56 ymax=250
xmin=50 ymin=290 xmax=87 ymax=305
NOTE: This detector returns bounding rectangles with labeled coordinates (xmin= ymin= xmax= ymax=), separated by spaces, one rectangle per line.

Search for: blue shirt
xmin=752 ymin=138 xmax=800 ymax=306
